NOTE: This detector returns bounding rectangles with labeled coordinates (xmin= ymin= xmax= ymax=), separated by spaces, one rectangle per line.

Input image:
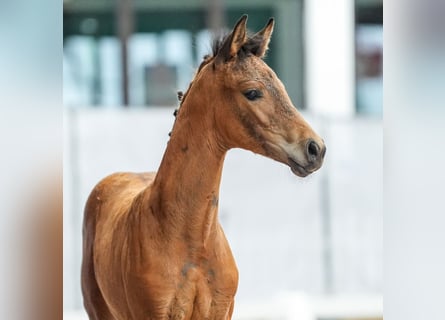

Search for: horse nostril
xmin=307 ymin=140 xmax=319 ymax=160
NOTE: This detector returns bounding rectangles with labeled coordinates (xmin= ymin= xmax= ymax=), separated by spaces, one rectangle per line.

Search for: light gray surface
xmin=64 ymin=108 xmax=382 ymax=310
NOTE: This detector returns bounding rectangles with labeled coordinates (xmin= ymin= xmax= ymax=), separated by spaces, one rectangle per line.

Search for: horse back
xmin=83 ymin=171 xmax=156 ymax=238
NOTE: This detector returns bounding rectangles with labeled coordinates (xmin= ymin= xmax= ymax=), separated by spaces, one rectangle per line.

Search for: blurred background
xmin=63 ymin=0 xmax=382 ymax=319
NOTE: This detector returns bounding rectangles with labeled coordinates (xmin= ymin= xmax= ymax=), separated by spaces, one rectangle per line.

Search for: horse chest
xmin=126 ymin=251 xmax=238 ymax=319
xmin=167 ymin=260 xmax=238 ymax=319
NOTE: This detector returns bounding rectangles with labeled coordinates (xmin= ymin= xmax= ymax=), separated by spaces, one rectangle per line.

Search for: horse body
xmin=82 ymin=15 xmax=325 ymax=320
xmin=83 ymin=131 xmax=238 ymax=319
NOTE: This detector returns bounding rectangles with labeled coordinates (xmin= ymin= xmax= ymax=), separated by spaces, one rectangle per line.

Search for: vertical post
xmin=92 ymin=38 xmax=102 ymax=106
xmin=275 ymin=0 xmax=304 ymax=109
xmin=116 ymin=0 xmax=134 ymax=107
xmin=206 ymin=0 xmax=225 ymax=32
xmin=320 ymin=151 xmax=333 ymax=294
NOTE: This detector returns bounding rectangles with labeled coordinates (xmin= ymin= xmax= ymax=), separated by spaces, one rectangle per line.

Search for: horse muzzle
xmin=287 ymin=139 xmax=326 ymax=177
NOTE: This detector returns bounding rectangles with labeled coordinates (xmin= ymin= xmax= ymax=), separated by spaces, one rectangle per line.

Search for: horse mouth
xmin=288 ymin=158 xmax=311 ymax=177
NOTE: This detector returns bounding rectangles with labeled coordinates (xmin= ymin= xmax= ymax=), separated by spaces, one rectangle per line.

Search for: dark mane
xmin=210 ymin=30 xmax=263 ymax=59
xmin=211 ymin=33 xmax=228 ymax=57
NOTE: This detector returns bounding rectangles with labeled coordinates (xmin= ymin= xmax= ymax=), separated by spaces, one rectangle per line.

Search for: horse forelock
xmin=211 ymin=30 xmax=264 ymax=60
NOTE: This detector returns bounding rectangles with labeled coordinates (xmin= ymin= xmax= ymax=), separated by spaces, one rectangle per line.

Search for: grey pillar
xmin=116 ymin=0 xmax=134 ymax=107
xmin=275 ymin=0 xmax=305 ymax=109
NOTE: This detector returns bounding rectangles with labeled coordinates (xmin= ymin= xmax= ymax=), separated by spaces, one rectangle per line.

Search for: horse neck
xmin=146 ymin=97 xmax=227 ymax=247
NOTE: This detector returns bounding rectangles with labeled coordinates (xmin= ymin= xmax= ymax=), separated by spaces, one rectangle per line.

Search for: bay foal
xmin=81 ymin=15 xmax=326 ymax=320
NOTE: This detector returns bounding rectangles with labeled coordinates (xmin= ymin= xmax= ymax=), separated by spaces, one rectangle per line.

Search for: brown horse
xmin=81 ymin=15 xmax=326 ymax=320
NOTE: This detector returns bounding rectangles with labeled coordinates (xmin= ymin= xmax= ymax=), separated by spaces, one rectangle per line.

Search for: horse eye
xmin=244 ymin=89 xmax=262 ymax=101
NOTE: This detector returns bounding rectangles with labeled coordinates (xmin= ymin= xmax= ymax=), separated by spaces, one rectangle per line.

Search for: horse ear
xmin=250 ymin=18 xmax=274 ymax=58
xmin=216 ymin=15 xmax=248 ymax=64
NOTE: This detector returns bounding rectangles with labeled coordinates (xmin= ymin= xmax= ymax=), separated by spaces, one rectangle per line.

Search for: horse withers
xmin=81 ymin=15 xmax=326 ymax=320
